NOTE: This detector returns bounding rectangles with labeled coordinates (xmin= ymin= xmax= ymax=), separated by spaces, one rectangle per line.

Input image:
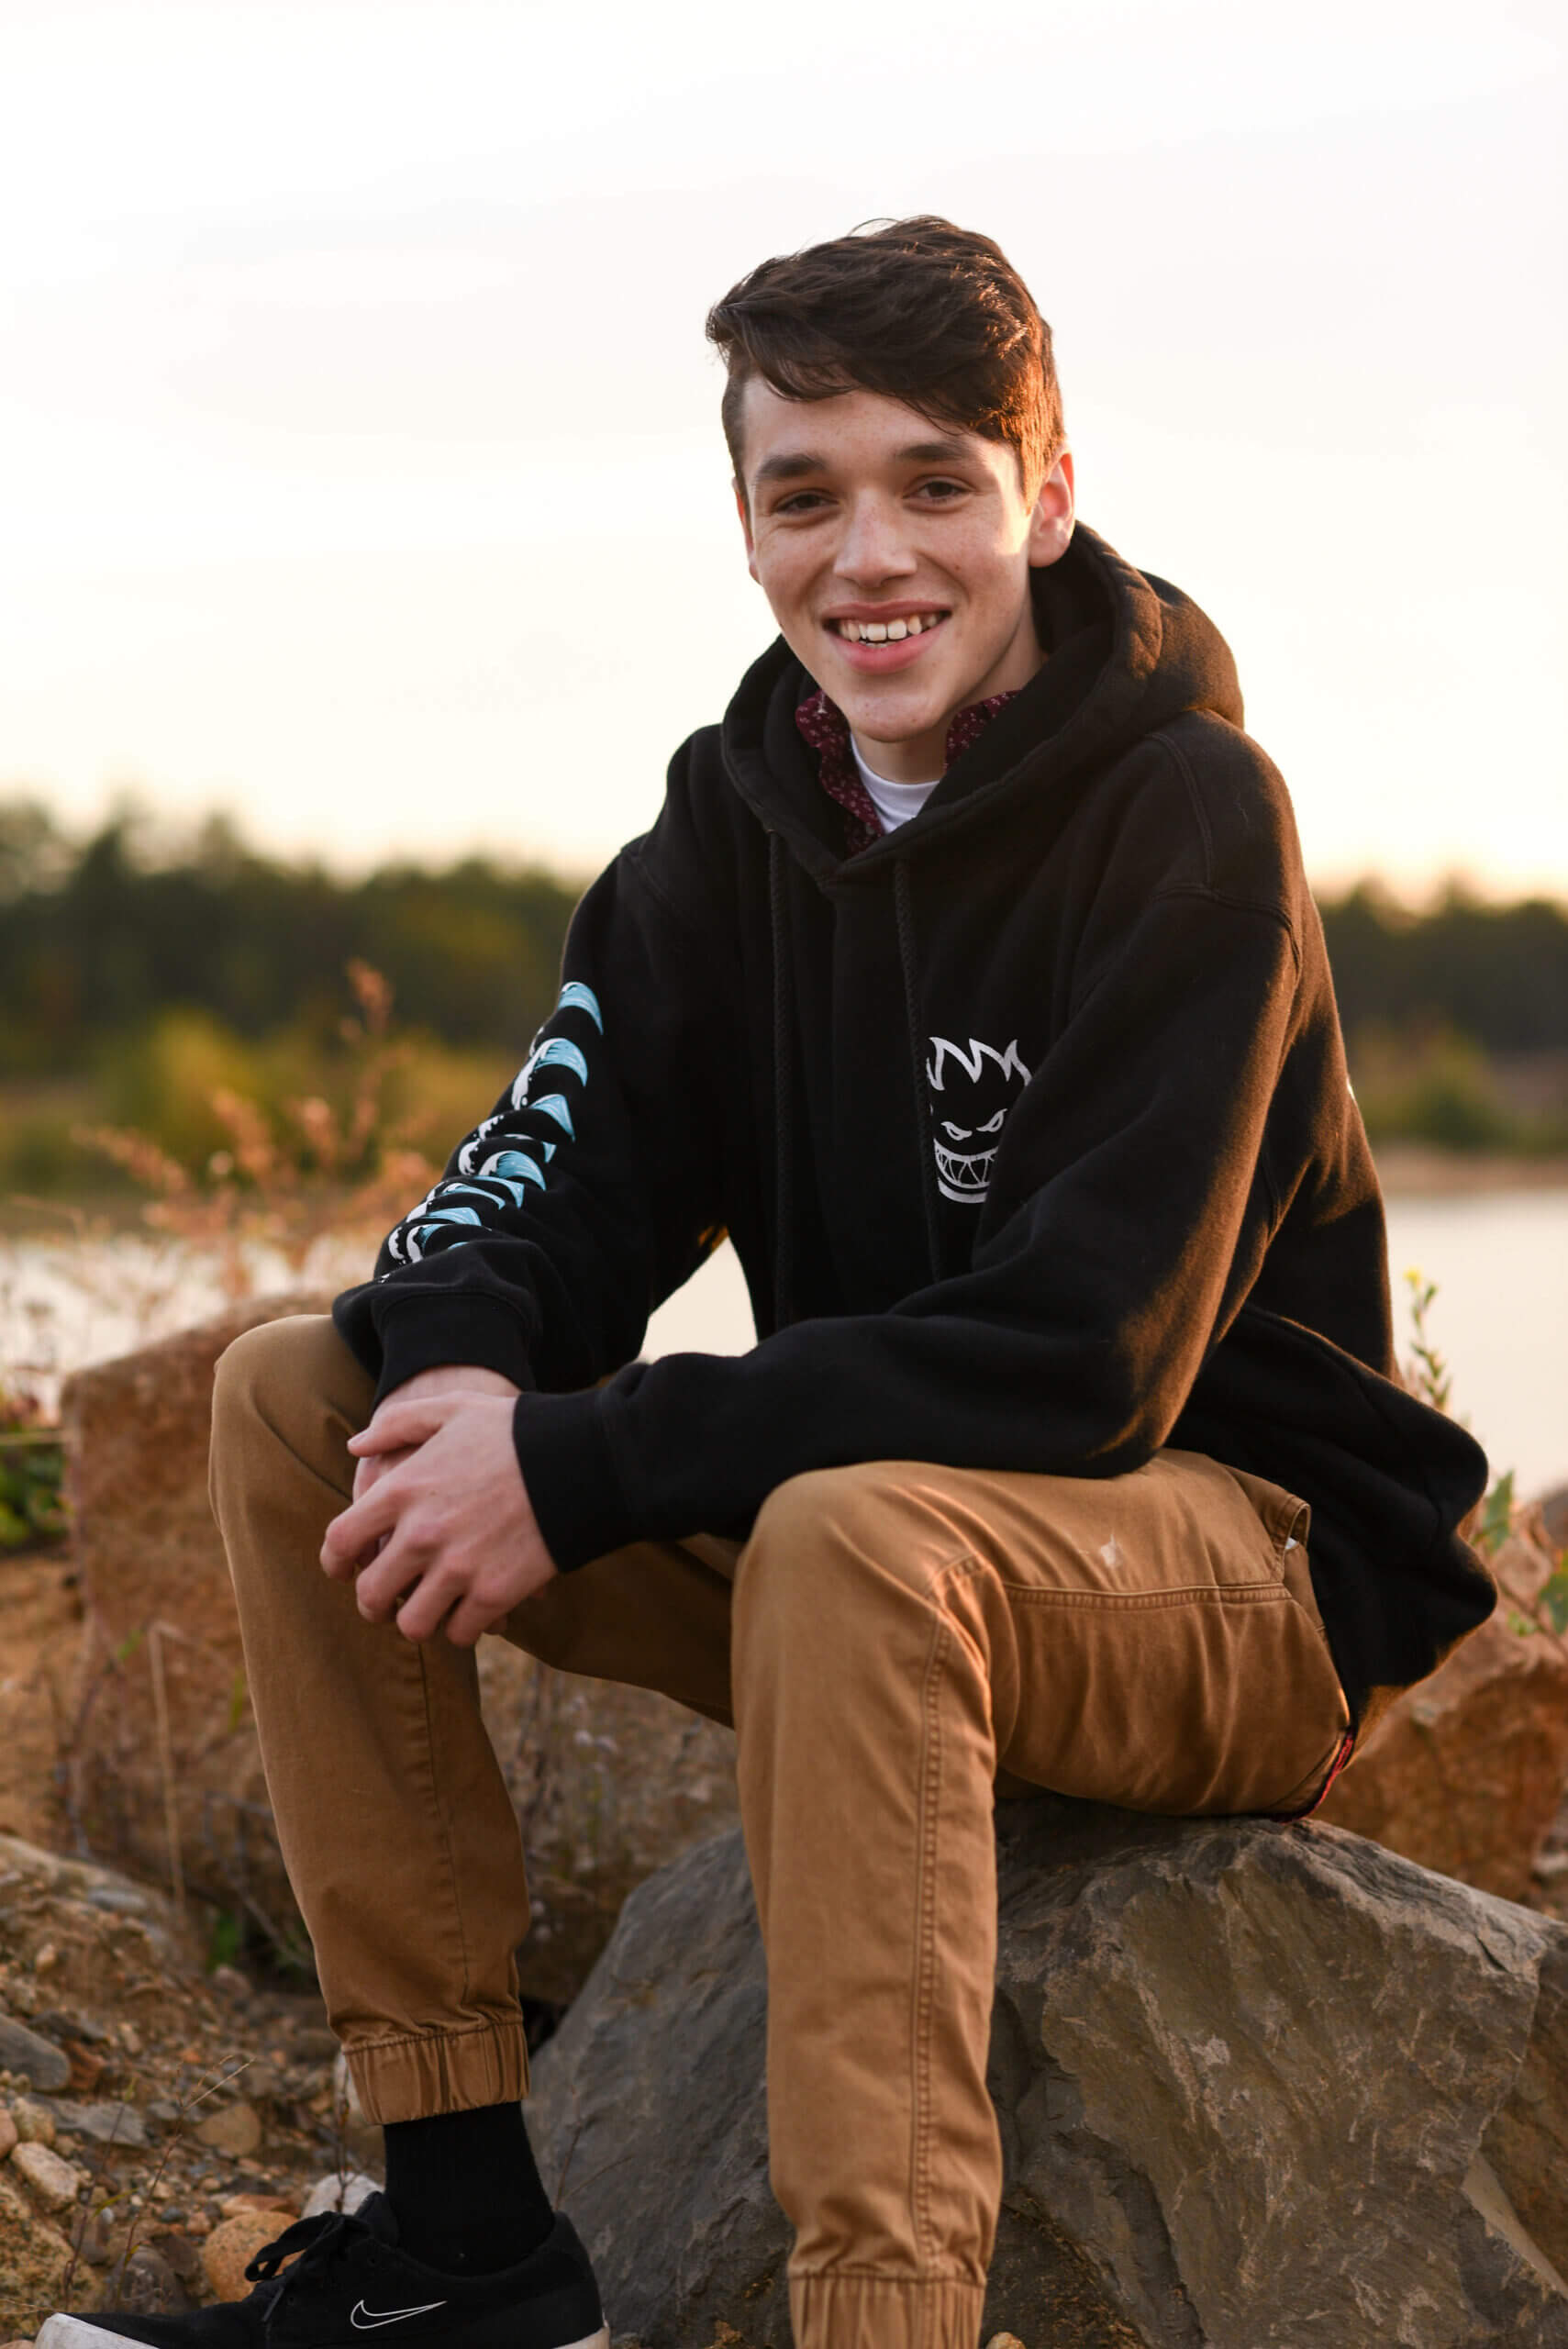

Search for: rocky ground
xmin=5 ymin=1510 xmax=1568 ymax=2345
xmin=0 ymin=1820 xmax=382 ymax=2341
xmin=0 ymin=1542 xmax=383 ymax=2343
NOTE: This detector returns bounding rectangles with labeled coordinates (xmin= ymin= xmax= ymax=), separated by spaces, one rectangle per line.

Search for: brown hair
xmin=706 ymin=217 xmax=1064 ymax=502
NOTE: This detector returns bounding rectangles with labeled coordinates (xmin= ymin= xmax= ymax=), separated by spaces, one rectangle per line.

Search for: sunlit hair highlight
xmin=706 ymin=217 xmax=1064 ymax=504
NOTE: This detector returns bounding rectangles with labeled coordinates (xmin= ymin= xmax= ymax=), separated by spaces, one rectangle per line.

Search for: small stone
xmin=0 ymin=2015 xmax=71 ymax=2091
xmin=0 ymin=2106 xmax=16 ymax=2159
xmin=33 ymin=1942 xmax=58 ymax=1974
xmin=84 ymin=1883 xmax=153 ymax=1916
xmin=94 ymin=2242 xmax=192 ymax=2317
xmin=985 ymin=2336 xmax=1029 ymax=2349
xmin=144 ymin=2099 xmax=182 ymax=2130
xmin=72 ymin=2204 xmax=119 ymax=2265
xmin=300 ymin=2169 xmax=380 ymax=2220
xmin=203 ymin=2208 xmax=296 ymax=2299
xmin=150 ymin=2227 xmax=205 ymax=2282
xmin=12 ymin=2093 xmax=57 ymax=2144
xmin=34 ymin=2008 xmax=109 ymax=2045
xmin=50 ymin=2098 xmax=149 ymax=2148
xmin=208 ymin=1965 xmax=252 ymax=2008
xmin=218 ymin=2190 xmax=297 ymax=2220
xmin=13 ymin=2136 xmax=86 ymax=2210
xmin=118 ymin=2020 xmax=143 ymax=2055
xmin=289 ymin=2026 xmax=339 ymax=2063
xmin=194 ymin=2099 xmax=262 ymax=2159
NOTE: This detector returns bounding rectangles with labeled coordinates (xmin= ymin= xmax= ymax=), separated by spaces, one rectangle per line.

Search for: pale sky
xmin=1 ymin=0 xmax=1563 ymax=895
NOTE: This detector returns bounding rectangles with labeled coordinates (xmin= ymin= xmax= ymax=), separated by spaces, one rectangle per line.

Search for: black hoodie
xmin=334 ymin=525 xmax=1494 ymax=1734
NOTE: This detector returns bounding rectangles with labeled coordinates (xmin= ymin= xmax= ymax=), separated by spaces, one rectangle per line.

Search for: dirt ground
xmin=0 ymin=1546 xmax=377 ymax=2341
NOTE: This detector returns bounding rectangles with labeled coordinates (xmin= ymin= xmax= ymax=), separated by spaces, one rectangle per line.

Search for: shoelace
xmin=244 ymin=2208 xmax=365 ymax=2288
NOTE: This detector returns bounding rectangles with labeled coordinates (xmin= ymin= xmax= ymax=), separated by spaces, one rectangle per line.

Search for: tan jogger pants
xmin=209 ymin=1314 xmax=1351 ymax=2349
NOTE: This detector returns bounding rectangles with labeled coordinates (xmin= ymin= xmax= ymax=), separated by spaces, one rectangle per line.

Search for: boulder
xmin=477 ymin=1642 xmax=739 ymax=2006
xmin=60 ymin=1301 xmax=738 ymax=2000
xmin=59 ymin=1292 xmax=336 ymax=1924
xmin=528 ymin=1800 xmax=1568 ymax=2349
xmin=1540 ymin=1485 xmax=1568 ymax=1553
xmin=1318 ymin=1524 xmax=1568 ymax=1899
xmin=62 ymin=1315 xmax=741 ymax=1991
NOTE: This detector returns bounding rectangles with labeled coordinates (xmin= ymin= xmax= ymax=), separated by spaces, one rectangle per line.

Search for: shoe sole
xmin=37 ymin=2322 xmax=610 ymax=2349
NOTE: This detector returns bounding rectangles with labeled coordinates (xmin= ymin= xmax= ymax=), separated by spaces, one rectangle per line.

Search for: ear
xmin=1026 ymin=451 xmax=1075 ymax=570
xmin=735 ymin=481 xmax=761 ymax=584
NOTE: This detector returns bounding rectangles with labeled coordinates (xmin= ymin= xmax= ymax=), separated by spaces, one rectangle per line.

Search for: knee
xmin=738 ymin=1461 xmax=944 ymax=1636
xmin=211 ymin=1312 xmax=372 ymax=1456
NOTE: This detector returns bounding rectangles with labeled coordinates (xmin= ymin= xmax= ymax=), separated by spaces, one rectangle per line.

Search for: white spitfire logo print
xmin=926 ymin=1035 xmax=1030 ymax=1205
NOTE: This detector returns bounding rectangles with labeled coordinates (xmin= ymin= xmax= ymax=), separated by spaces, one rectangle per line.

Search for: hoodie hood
xmin=718 ymin=522 xmax=1245 ymax=880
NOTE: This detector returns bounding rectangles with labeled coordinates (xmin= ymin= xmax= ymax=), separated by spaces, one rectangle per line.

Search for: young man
xmin=43 ymin=218 xmax=1492 ymax=2349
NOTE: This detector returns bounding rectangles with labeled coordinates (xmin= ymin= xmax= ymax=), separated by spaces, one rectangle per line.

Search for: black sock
xmin=382 ymin=2101 xmax=555 ymax=2275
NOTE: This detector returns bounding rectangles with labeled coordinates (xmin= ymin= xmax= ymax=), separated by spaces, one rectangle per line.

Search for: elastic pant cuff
xmin=346 ymin=2019 xmax=531 ymax=2125
xmin=789 ymin=2271 xmax=986 ymax=2349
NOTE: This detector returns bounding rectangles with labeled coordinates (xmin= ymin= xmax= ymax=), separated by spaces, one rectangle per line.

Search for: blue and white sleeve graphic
xmin=380 ymin=982 xmax=603 ymax=1275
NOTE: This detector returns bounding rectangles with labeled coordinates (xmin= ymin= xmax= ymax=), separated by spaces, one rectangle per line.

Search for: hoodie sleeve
xmin=512 ymin=875 xmax=1308 ymax=1568
xmin=331 ymin=807 xmax=732 ymax=1405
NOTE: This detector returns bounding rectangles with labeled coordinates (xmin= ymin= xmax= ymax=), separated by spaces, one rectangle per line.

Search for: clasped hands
xmin=319 ymin=1364 xmax=559 ymax=1647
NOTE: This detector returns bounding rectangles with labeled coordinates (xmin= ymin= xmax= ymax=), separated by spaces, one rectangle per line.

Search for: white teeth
xmin=832 ymin=613 xmax=942 ymax=641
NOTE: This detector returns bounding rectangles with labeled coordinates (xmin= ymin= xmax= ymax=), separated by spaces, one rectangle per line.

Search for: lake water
xmin=5 ymin=1186 xmax=1565 ymax=1499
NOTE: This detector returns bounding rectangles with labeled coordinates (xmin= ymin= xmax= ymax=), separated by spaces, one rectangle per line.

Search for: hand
xmin=350 ymin=1364 xmax=521 ymax=1509
xmin=321 ymin=1389 xmax=556 ymax=1647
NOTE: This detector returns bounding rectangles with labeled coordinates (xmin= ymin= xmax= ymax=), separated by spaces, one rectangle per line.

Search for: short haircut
xmin=706 ymin=217 xmax=1064 ymax=503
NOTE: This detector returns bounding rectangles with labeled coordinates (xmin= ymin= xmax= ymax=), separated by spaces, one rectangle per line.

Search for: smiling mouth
xmin=827 ymin=610 xmax=950 ymax=643
xmin=934 ymin=1141 xmax=995 ymax=1201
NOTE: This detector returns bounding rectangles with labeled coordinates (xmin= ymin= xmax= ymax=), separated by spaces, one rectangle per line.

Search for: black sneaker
xmin=35 ymin=2192 xmax=609 ymax=2349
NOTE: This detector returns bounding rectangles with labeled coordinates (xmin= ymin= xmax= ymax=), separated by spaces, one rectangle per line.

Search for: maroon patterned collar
xmin=794 ymin=688 xmax=1020 ymax=854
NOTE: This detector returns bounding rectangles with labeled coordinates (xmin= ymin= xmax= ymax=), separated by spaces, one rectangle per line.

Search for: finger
xmin=441 ymin=1589 xmax=500 ymax=1650
xmin=320 ymin=1475 xmax=408 ymax=1577
xmin=354 ymin=1530 xmax=439 ymax=1624
xmin=352 ymin=1444 xmax=416 ymax=1507
xmin=349 ymin=1396 xmax=460 ymax=1458
xmin=391 ymin=1560 xmax=464 ymax=1642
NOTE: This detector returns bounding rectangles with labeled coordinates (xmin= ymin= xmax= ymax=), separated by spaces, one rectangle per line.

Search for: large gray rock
xmin=528 ymin=1800 xmax=1568 ymax=2349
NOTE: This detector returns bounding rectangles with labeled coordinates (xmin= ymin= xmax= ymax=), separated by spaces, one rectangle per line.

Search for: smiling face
xmin=737 ymin=380 xmax=1074 ymax=783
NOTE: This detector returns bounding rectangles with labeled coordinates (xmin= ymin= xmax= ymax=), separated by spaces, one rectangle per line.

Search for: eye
xmin=979 ymin=1108 xmax=1007 ymax=1134
xmin=914 ymin=477 xmax=968 ymax=503
xmin=941 ymin=1121 xmax=972 ymax=1141
xmin=773 ymin=490 xmax=830 ymax=517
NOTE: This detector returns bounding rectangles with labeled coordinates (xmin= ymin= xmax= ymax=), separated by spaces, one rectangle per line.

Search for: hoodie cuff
xmin=336 ymin=1289 xmax=539 ymax=1405
xmin=512 ymin=1388 xmax=637 ymax=1573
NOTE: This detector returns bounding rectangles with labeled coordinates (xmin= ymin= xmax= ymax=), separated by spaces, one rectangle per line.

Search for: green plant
xmin=0 ymin=1385 xmax=67 ymax=1548
xmin=1402 ymin=1268 xmax=1452 ymax=1413
xmin=1474 ymin=1469 xmax=1516 ymax=1560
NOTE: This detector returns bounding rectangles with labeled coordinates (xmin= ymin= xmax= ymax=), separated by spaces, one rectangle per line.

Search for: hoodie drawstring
xmin=767 ymin=833 xmax=796 ymax=1327
xmin=895 ymin=858 xmax=942 ymax=1284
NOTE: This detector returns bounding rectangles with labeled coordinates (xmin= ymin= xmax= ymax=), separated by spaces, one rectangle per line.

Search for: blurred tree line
xmin=1 ymin=798 xmax=1566 ymax=1201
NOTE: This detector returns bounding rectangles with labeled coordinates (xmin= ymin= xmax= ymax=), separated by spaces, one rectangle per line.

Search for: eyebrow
xmin=752 ymin=436 xmax=974 ymax=490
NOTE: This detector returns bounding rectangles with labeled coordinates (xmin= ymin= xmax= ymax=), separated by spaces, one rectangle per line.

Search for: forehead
xmin=738 ymin=379 xmax=1008 ymax=493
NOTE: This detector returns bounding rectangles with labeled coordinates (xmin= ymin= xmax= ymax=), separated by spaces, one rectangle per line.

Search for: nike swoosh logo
xmin=350 ymin=2299 xmax=449 ymax=2330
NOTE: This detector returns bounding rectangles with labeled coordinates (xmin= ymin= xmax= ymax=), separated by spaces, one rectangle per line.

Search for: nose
xmin=834 ymin=491 xmax=917 ymax=587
